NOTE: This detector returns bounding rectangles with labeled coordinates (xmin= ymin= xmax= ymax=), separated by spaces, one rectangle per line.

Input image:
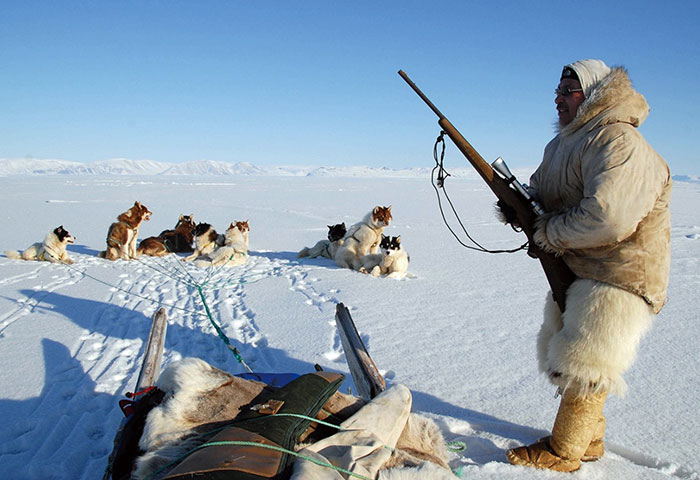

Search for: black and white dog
xmin=5 ymin=226 xmax=76 ymax=264
xmin=298 ymin=223 xmax=347 ymax=260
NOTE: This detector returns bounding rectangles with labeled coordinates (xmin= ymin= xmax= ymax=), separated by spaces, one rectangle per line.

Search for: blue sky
xmin=2 ymin=1 xmax=698 ymax=174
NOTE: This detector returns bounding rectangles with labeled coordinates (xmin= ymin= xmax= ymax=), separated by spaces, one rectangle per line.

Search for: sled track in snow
xmin=57 ymin=251 xmax=346 ymax=377
xmin=0 ymin=262 xmax=84 ymax=337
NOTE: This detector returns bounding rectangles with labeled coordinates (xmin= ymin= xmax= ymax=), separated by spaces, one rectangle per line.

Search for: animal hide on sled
xmin=132 ymin=358 xmax=452 ymax=480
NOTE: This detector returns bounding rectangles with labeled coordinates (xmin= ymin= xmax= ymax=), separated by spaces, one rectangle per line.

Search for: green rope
xmin=199 ymin=441 xmax=374 ymax=480
xmin=143 ymin=439 xmax=374 ymax=480
xmin=63 ymin=257 xmax=256 ymax=373
xmin=196 ymin=285 xmax=253 ymax=373
xmin=263 ymin=412 xmax=343 ymax=431
xmin=447 ymin=440 xmax=467 ymax=452
xmin=65 ymin=263 xmax=208 ymax=318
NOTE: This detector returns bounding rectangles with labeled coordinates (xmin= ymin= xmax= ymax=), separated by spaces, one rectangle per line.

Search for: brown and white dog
xmin=182 ymin=223 xmax=224 ymax=262
xmin=99 ymin=201 xmax=152 ymax=260
xmin=5 ymin=226 xmax=76 ymax=264
xmin=298 ymin=223 xmax=347 ymax=260
xmin=335 ymin=206 xmax=392 ymax=270
xmin=137 ymin=214 xmax=196 ymax=257
xmin=195 ymin=220 xmax=250 ymax=267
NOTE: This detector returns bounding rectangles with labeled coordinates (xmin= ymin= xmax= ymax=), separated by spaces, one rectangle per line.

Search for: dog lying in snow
xmin=359 ymin=235 xmax=411 ymax=279
xmin=298 ymin=222 xmax=346 ymax=259
xmin=335 ymin=206 xmax=392 ymax=271
xmin=99 ymin=201 xmax=152 ymax=260
xmin=132 ymin=358 xmax=451 ymax=480
xmin=5 ymin=225 xmax=76 ymax=264
xmin=194 ymin=220 xmax=249 ymax=267
xmin=137 ymin=214 xmax=196 ymax=257
xmin=182 ymin=223 xmax=224 ymax=262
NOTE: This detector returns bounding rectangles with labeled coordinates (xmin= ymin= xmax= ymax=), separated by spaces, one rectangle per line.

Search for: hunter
xmin=504 ymin=59 xmax=672 ymax=472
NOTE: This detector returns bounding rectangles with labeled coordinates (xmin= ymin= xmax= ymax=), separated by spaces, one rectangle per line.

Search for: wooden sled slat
xmin=103 ymin=308 xmax=168 ymax=480
xmin=335 ymin=303 xmax=386 ymax=400
xmin=135 ymin=307 xmax=168 ymax=391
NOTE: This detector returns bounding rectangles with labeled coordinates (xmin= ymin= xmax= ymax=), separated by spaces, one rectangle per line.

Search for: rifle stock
xmin=398 ymin=69 xmax=576 ymax=312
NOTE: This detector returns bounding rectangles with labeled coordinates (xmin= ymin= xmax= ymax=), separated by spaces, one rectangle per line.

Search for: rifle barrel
xmin=398 ymin=70 xmax=445 ymax=119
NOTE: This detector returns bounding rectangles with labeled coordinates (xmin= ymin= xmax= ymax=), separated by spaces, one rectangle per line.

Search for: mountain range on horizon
xmin=0 ymin=157 xmax=435 ymax=177
xmin=0 ymin=157 xmax=697 ymax=183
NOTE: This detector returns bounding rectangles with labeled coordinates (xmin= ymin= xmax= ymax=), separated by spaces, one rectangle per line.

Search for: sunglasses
xmin=555 ymin=86 xmax=583 ymax=97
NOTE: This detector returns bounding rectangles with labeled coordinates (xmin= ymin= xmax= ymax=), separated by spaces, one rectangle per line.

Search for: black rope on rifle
xmin=431 ymin=131 xmax=527 ymax=254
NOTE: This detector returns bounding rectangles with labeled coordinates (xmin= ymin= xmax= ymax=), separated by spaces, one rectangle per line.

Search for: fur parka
xmin=530 ymin=67 xmax=671 ymax=313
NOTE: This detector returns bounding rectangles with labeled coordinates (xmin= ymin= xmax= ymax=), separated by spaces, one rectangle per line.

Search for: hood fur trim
xmin=559 ymin=67 xmax=650 ymax=137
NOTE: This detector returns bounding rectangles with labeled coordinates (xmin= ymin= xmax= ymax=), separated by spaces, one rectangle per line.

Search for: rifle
xmin=398 ymin=69 xmax=576 ymax=312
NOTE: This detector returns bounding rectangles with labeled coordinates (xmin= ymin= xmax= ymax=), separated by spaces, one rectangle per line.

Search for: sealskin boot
xmin=581 ymin=414 xmax=606 ymax=462
xmin=535 ymin=414 xmax=606 ymax=463
xmin=506 ymin=388 xmax=607 ymax=472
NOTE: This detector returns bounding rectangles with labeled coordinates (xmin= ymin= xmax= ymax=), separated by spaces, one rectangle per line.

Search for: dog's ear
xmin=229 ymin=223 xmax=235 ymax=229
xmin=387 ymin=205 xmax=392 ymax=212
xmin=395 ymin=235 xmax=401 ymax=243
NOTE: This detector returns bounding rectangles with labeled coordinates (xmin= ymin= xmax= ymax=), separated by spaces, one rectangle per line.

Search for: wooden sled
xmin=103 ymin=303 xmax=389 ymax=479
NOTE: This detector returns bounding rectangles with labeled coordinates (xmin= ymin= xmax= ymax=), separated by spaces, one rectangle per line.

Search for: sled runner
xmin=104 ymin=308 xmax=168 ymax=480
xmin=335 ymin=302 xmax=386 ymax=400
xmin=135 ymin=308 xmax=168 ymax=391
xmin=104 ymin=305 xmax=453 ymax=479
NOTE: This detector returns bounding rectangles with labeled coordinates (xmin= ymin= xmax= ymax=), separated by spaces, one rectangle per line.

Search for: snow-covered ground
xmin=0 ymin=173 xmax=697 ymax=479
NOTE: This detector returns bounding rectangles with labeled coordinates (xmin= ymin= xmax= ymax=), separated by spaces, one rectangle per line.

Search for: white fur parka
xmin=531 ymin=67 xmax=671 ymax=314
xmin=530 ymin=67 xmax=671 ymax=396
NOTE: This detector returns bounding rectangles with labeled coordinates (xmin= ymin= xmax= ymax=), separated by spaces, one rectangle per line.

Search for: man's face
xmin=555 ymin=78 xmax=585 ymax=126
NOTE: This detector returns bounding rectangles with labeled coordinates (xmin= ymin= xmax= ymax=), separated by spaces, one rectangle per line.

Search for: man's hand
xmin=495 ymin=199 xmax=520 ymax=229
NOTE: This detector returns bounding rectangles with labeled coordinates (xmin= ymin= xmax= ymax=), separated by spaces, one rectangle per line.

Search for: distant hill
xmin=0 ymin=157 xmax=442 ymax=178
xmin=1 ymin=157 xmax=694 ymax=182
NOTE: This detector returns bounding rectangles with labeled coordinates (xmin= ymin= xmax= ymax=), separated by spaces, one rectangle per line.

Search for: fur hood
xmin=559 ymin=67 xmax=649 ymax=137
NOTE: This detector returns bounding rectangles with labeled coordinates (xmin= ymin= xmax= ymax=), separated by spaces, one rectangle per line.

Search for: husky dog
xmin=360 ymin=235 xmax=410 ymax=278
xmin=195 ymin=220 xmax=249 ymax=267
xmin=298 ymin=223 xmax=347 ymax=259
xmin=5 ymin=226 xmax=76 ymax=264
xmin=137 ymin=214 xmax=196 ymax=257
xmin=183 ymin=223 xmax=223 ymax=262
xmin=335 ymin=206 xmax=392 ymax=270
xmin=99 ymin=201 xmax=152 ymax=260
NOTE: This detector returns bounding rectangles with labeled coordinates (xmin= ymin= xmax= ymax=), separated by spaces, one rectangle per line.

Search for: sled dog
xmin=298 ymin=223 xmax=346 ymax=259
xmin=99 ymin=201 xmax=152 ymax=260
xmin=183 ymin=223 xmax=224 ymax=262
xmin=5 ymin=226 xmax=76 ymax=264
xmin=335 ymin=206 xmax=392 ymax=270
xmin=137 ymin=214 xmax=196 ymax=257
xmin=360 ymin=235 xmax=410 ymax=278
xmin=195 ymin=220 xmax=249 ymax=267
